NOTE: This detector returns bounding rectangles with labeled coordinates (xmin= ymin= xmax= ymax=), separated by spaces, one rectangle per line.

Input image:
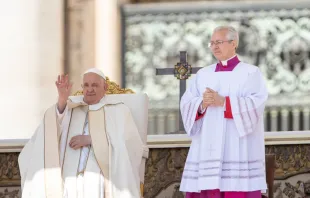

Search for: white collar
xmin=68 ymin=95 xmax=120 ymax=111
xmin=221 ymin=55 xmax=237 ymax=67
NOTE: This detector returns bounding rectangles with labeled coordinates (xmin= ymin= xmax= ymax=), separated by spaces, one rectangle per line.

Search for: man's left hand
xmin=69 ymin=135 xmax=91 ymax=150
xmin=206 ymin=88 xmax=225 ymax=107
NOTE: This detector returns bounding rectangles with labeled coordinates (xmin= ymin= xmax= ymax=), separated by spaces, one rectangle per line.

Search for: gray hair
xmin=213 ymin=26 xmax=239 ymax=49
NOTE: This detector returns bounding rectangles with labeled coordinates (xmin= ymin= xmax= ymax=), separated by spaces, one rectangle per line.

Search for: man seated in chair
xmin=18 ymin=68 xmax=144 ymax=198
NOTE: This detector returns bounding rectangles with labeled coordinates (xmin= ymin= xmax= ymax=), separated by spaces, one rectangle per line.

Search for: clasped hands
xmin=69 ymin=135 xmax=92 ymax=150
xmin=202 ymin=88 xmax=225 ymax=109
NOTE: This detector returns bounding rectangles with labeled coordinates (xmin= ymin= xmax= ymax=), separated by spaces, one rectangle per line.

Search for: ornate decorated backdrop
xmin=1 ymin=145 xmax=310 ymax=198
xmin=122 ymin=1 xmax=310 ymax=134
xmin=144 ymin=145 xmax=310 ymax=198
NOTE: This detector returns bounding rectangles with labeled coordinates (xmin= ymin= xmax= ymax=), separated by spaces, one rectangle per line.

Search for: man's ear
xmin=232 ymin=40 xmax=238 ymax=50
xmin=104 ymin=81 xmax=109 ymax=91
xmin=231 ymin=40 xmax=236 ymax=48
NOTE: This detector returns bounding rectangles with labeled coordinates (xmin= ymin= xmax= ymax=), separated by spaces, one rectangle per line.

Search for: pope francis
xmin=18 ymin=68 xmax=144 ymax=198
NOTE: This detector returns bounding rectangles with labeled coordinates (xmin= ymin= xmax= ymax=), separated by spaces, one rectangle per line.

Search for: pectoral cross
xmin=156 ymin=51 xmax=202 ymax=133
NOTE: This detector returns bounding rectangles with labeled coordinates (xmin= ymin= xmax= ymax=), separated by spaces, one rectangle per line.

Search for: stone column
xmin=95 ymin=0 xmax=126 ymax=85
xmin=66 ymin=0 xmax=95 ymax=92
xmin=67 ymin=0 xmax=126 ymax=90
xmin=0 ymin=1 xmax=63 ymax=139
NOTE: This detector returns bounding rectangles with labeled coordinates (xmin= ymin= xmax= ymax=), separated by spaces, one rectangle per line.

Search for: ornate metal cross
xmin=156 ymin=51 xmax=202 ymax=133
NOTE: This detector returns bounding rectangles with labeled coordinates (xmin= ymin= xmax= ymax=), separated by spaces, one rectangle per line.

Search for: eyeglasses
xmin=208 ymin=40 xmax=233 ymax=48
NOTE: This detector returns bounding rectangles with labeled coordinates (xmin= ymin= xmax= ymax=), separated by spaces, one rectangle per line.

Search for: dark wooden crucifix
xmin=156 ymin=51 xmax=202 ymax=133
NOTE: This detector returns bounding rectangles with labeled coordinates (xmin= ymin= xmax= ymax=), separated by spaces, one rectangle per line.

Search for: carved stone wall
xmin=123 ymin=2 xmax=310 ymax=104
xmin=0 ymin=187 xmax=20 ymax=198
xmin=1 ymin=144 xmax=310 ymax=198
xmin=0 ymin=153 xmax=21 ymax=198
xmin=122 ymin=1 xmax=310 ymax=134
xmin=144 ymin=145 xmax=310 ymax=198
xmin=0 ymin=153 xmax=20 ymax=187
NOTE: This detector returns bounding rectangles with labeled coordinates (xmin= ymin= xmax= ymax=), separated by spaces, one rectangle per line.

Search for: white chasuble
xmin=19 ymin=95 xmax=144 ymax=198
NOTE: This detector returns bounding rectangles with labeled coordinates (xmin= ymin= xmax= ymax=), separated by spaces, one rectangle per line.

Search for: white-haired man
xmin=19 ymin=68 xmax=144 ymax=198
xmin=180 ymin=26 xmax=268 ymax=198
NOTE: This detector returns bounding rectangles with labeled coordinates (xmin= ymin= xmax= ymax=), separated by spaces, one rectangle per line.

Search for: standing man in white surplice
xmin=180 ymin=26 xmax=268 ymax=198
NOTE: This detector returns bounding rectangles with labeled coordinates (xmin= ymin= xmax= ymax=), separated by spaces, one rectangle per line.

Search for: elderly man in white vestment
xmin=180 ymin=26 xmax=268 ymax=198
xmin=18 ymin=68 xmax=144 ymax=198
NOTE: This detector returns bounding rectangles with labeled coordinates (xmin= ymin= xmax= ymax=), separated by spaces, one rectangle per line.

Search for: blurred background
xmin=1 ymin=0 xmax=310 ymax=138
